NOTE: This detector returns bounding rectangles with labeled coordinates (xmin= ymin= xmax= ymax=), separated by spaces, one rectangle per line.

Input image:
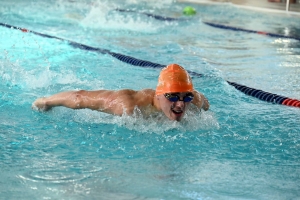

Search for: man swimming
xmin=32 ymin=64 xmax=209 ymax=121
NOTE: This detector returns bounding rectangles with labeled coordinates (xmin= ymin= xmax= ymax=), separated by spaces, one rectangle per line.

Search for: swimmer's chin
xmin=169 ymin=110 xmax=184 ymax=121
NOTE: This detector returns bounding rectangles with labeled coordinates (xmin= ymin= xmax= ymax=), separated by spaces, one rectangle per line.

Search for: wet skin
xmin=156 ymin=92 xmax=192 ymax=121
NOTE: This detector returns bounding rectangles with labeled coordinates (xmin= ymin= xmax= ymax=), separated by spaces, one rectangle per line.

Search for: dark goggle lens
xmin=183 ymin=94 xmax=194 ymax=102
xmin=166 ymin=95 xmax=179 ymax=102
xmin=164 ymin=93 xmax=194 ymax=102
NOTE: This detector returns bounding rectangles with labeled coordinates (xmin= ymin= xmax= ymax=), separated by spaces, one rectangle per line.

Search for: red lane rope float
xmin=282 ymin=99 xmax=300 ymax=107
xmin=1 ymin=22 xmax=299 ymax=108
xmin=21 ymin=28 xmax=28 ymax=32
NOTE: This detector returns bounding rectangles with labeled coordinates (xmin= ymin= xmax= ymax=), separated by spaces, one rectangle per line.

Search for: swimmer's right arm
xmin=202 ymin=95 xmax=209 ymax=111
xmin=32 ymin=90 xmax=108 ymax=112
xmin=32 ymin=89 xmax=139 ymax=116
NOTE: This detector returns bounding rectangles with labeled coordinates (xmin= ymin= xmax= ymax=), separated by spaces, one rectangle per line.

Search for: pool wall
xmin=178 ymin=0 xmax=300 ymax=14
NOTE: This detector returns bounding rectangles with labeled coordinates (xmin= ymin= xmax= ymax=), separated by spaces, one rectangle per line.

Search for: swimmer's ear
xmin=156 ymin=95 xmax=161 ymax=101
xmin=154 ymin=95 xmax=162 ymax=110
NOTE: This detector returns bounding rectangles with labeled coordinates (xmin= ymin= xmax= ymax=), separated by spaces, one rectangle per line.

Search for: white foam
xmin=125 ymin=0 xmax=174 ymax=9
xmin=79 ymin=1 xmax=160 ymax=32
xmin=0 ymin=59 xmax=104 ymax=92
xmin=67 ymin=106 xmax=219 ymax=134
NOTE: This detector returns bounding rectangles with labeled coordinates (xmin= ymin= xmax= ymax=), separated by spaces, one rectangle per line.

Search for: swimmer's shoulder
xmin=192 ymin=90 xmax=209 ymax=111
xmin=140 ymin=88 xmax=155 ymax=95
xmin=116 ymin=88 xmax=155 ymax=96
xmin=132 ymin=89 xmax=156 ymax=107
xmin=137 ymin=89 xmax=156 ymax=101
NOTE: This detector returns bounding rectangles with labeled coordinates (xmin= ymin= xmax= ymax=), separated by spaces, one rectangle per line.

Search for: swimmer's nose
xmin=174 ymin=100 xmax=185 ymax=108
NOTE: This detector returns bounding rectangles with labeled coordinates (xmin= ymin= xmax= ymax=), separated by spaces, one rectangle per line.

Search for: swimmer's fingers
xmin=32 ymin=97 xmax=51 ymax=112
xmin=31 ymin=103 xmax=47 ymax=112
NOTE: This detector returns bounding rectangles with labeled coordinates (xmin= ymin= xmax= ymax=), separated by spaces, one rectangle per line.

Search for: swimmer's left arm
xmin=192 ymin=91 xmax=209 ymax=111
xmin=202 ymin=95 xmax=209 ymax=111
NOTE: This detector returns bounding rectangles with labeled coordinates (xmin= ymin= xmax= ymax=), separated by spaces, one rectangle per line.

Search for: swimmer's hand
xmin=32 ymin=97 xmax=52 ymax=111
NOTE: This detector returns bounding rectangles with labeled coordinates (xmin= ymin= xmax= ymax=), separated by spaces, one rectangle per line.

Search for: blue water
xmin=1 ymin=0 xmax=300 ymax=199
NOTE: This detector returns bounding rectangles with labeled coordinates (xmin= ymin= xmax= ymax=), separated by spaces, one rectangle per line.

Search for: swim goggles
xmin=164 ymin=93 xmax=194 ymax=102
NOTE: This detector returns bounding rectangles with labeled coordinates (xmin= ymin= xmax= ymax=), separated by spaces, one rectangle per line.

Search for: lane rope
xmin=115 ymin=9 xmax=300 ymax=41
xmin=203 ymin=22 xmax=300 ymax=41
xmin=115 ymin=9 xmax=181 ymax=21
xmin=227 ymin=81 xmax=300 ymax=107
xmin=0 ymin=22 xmax=299 ymax=108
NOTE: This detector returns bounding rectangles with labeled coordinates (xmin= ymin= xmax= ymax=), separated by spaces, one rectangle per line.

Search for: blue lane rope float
xmin=69 ymin=42 xmax=165 ymax=69
xmin=0 ymin=22 xmax=299 ymax=108
xmin=227 ymin=81 xmax=300 ymax=107
xmin=114 ymin=9 xmax=300 ymax=41
xmin=0 ymin=22 xmax=164 ymax=69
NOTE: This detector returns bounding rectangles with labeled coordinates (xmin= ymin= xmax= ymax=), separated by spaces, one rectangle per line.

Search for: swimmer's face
xmin=157 ymin=92 xmax=193 ymax=121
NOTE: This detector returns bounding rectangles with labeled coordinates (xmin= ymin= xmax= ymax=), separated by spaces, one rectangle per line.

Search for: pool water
xmin=1 ymin=0 xmax=300 ymax=199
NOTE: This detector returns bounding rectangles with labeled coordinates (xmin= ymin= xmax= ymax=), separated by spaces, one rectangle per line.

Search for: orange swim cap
xmin=155 ymin=64 xmax=194 ymax=95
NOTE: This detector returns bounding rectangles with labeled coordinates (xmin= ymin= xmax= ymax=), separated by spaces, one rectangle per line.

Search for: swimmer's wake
xmin=0 ymin=22 xmax=299 ymax=108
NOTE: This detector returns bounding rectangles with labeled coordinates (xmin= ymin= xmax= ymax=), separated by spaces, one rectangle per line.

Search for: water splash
xmin=77 ymin=1 xmax=165 ymax=32
xmin=68 ymin=106 xmax=219 ymax=134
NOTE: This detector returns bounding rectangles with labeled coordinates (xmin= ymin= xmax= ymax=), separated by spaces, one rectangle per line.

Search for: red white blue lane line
xmin=0 ymin=22 xmax=299 ymax=108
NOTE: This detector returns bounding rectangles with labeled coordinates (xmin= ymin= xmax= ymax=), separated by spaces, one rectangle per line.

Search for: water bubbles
xmin=69 ymin=105 xmax=218 ymax=135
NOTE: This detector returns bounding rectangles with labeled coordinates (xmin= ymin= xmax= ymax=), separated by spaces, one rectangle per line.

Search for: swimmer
xmin=32 ymin=64 xmax=209 ymax=121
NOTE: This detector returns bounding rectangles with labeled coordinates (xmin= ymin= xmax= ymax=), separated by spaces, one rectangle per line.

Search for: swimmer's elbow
xmin=71 ymin=90 xmax=86 ymax=109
